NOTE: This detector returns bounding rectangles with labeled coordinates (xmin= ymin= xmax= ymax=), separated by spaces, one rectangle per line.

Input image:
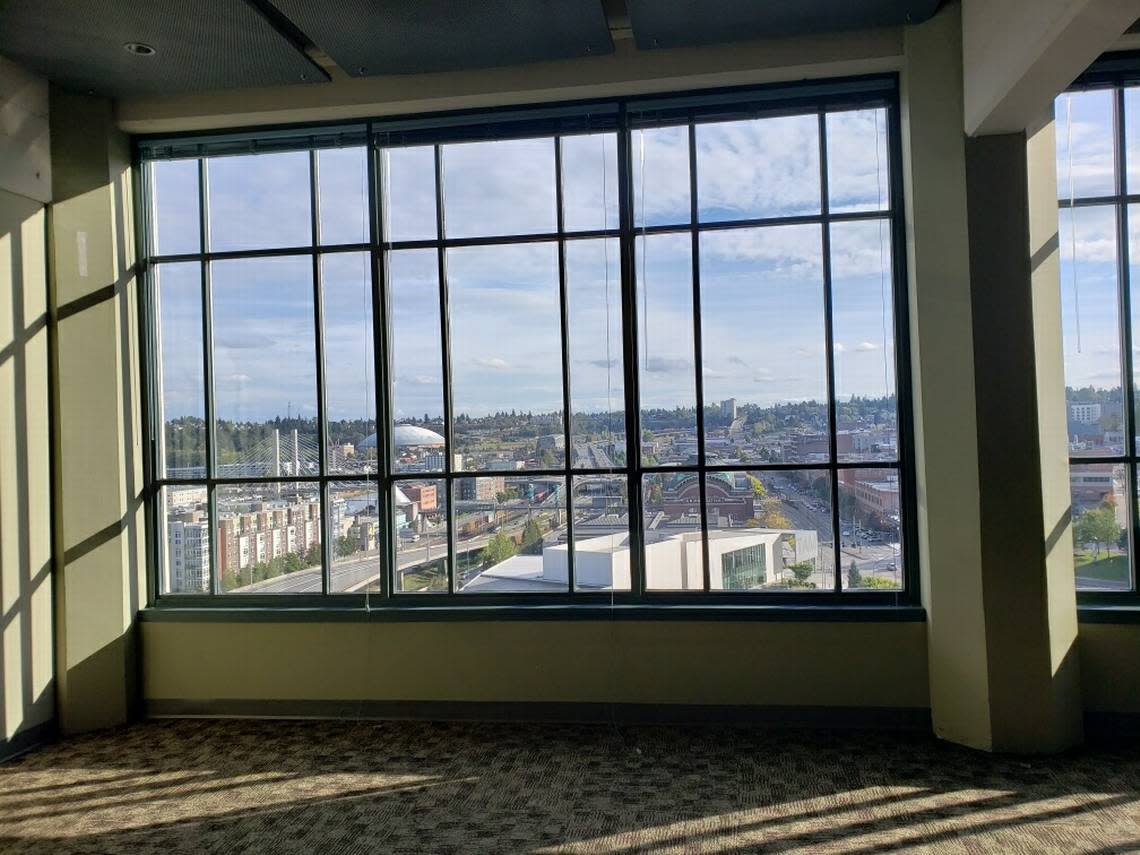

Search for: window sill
xmin=139 ymin=602 xmax=926 ymax=623
xmin=1078 ymin=605 xmax=1140 ymax=624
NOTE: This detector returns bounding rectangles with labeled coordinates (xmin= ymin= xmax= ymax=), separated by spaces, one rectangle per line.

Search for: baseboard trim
xmin=0 ymin=720 xmax=57 ymax=764
xmin=1085 ymin=710 xmax=1140 ymax=739
xmin=146 ymin=699 xmax=932 ymax=730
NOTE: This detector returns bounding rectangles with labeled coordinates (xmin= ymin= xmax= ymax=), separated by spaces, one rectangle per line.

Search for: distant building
xmin=851 ymin=475 xmax=900 ymax=522
xmin=658 ymin=471 xmax=755 ymax=524
xmin=1070 ymin=402 xmax=1103 ymax=424
xmin=403 ymin=483 xmax=437 ymax=513
xmin=167 ymin=513 xmax=210 ymax=592
xmin=458 ymin=475 xmax=505 ymax=502
xmin=720 ymin=398 xmax=737 ymax=420
xmin=462 ymin=526 xmax=819 ymax=593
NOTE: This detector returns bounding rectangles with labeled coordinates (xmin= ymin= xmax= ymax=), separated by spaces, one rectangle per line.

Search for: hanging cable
xmin=873 ymin=109 xmax=891 ymax=398
xmin=1068 ymin=93 xmax=1083 ymax=353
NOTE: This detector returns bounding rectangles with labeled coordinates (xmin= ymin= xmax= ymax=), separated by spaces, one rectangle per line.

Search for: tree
xmin=337 ymin=535 xmax=357 ymax=558
xmin=1075 ymin=506 xmax=1122 ymax=558
xmin=482 ymin=532 xmax=516 ymax=567
xmin=758 ymin=498 xmax=791 ymax=529
xmin=788 ymin=561 xmax=814 ymax=584
xmin=847 ymin=559 xmax=863 ymax=588
xmin=748 ymin=475 xmax=767 ymax=500
xmin=521 ymin=519 xmax=544 ymax=554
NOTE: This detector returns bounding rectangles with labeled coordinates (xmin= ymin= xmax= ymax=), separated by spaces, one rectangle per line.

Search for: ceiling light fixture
xmin=123 ymin=42 xmax=156 ymax=56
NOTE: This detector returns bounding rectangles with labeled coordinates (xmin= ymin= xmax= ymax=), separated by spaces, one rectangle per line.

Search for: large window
xmin=141 ymin=76 xmax=914 ymax=606
xmin=1056 ymin=66 xmax=1140 ymax=599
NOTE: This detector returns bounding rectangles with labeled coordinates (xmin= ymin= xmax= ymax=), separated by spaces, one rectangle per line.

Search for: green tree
xmin=1075 ymin=506 xmax=1122 ymax=558
xmin=847 ymin=559 xmax=863 ymax=588
xmin=758 ymin=498 xmax=791 ymax=529
xmin=748 ymin=475 xmax=767 ymax=500
xmin=482 ymin=532 xmax=517 ymax=567
xmin=337 ymin=535 xmax=357 ymax=558
xmin=521 ymin=519 xmax=544 ymax=554
xmin=788 ymin=561 xmax=814 ymax=584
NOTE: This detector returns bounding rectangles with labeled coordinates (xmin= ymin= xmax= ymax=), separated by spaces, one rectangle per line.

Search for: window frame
xmin=136 ymin=73 xmax=920 ymax=613
xmin=1062 ymin=51 xmax=1140 ymax=609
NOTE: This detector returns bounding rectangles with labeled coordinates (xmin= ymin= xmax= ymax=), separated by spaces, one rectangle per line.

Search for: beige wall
xmin=1080 ymin=625 xmax=1140 ymax=714
xmin=49 ymin=89 xmax=147 ymax=735
xmin=143 ymin=621 xmax=930 ymax=710
xmin=0 ymin=189 xmax=53 ymax=749
xmin=0 ymin=54 xmax=54 ymax=752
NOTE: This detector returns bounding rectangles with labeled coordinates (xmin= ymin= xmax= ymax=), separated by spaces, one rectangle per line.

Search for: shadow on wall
xmin=46 ymin=100 xmax=149 ymax=733
xmin=0 ymin=191 xmax=54 ymax=756
xmin=0 ymin=719 xmax=1139 ymax=852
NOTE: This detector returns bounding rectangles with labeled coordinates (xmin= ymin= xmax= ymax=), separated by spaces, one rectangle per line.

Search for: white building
xmin=1069 ymin=402 xmax=1103 ymax=424
xmin=461 ymin=526 xmax=819 ymax=592
xmin=167 ymin=518 xmax=210 ymax=592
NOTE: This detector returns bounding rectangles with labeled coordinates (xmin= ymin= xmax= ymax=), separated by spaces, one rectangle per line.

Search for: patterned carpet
xmin=0 ymin=719 xmax=1138 ymax=853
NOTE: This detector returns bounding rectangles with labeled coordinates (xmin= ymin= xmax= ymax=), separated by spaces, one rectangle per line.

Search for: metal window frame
xmin=136 ymin=73 xmax=920 ymax=612
xmin=1063 ymin=58 xmax=1140 ymax=607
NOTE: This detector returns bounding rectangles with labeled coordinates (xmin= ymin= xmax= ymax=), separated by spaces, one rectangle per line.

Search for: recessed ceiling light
xmin=123 ymin=42 xmax=156 ymax=56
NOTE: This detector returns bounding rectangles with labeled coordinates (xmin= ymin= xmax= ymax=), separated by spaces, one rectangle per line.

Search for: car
xmin=399 ymin=530 xmax=421 ymax=543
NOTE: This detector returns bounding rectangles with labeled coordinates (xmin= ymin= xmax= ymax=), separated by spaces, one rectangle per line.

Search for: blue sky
xmin=1055 ymin=88 xmax=1134 ymax=407
xmin=153 ymin=109 xmax=904 ymax=424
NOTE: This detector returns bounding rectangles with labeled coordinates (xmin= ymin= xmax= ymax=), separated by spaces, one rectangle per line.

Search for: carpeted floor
xmin=0 ymin=719 xmax=1138 ymax=853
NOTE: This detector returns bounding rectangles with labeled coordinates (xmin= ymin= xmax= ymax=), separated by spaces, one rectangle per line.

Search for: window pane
xmin=637 ymin=233 xmax=698 ymax=466
xmin=696 ymin=115 xmax=820 ymax=222
xmin=642 ymin=472 xmax=704 ymax=590
xmin=207 ymin=151 xmax=311 ymax=252
xmin=156 ymin=263 xmax=205 ymax=478
xmin=159 ymin=485 xmax=210 ymax=594
xmin=218 ymin=482 xmax=322 ymax=594
xmin=839 ymin=468 xmax=902 ymax=591
xmin=388 ymin=249 xmax=447 ymax=473
xmin=457 ymin=476 xmax=568 ymax=593
xmin=318 ymin=147 xmax=368 ymax=245
xmin=826 ymin=109 xmax=890 ymax=213
xmin=1059 ymin=206 xmax=1124 ymax=457
xmin=1055 ymin=89 xmax=1116 ymax=201
xmin=384 ymin=145 xmax=437 ymax=243
xmin=441 ymin=138 xmax=556 ymax=238
xmin=1071 ymin=463 xmax=1132 ymax=591
xmin=330 ymin=479 xmax=381 ymax=593
xmin=394 ymin=479 xmax=450 ymax=593
xmin=322 ymin=253 xmax=376 ymax=474
xmin=561 ymin=132 xmax=618 ymax=232
xmin=699 ymin=225 xmax=827 ymax=464
xmin=830 ymin=220 xmax=898 ymax=461
xmin=449 ymin=243 xmax=565 ymax=470
xmin=706 ymin=470 xmax=834 ymax=592
xmin=632 ymin=125 xmax=690 ymax=228
xmin=151 ymin=160 xmax=199 ymax=256
xmin=211 ymin=257 xmax=319 ymax=477
xmin=567 ymin=238 xmax=625 ymax=469
xmin=571 ymin=475 xmax=631 ymax=591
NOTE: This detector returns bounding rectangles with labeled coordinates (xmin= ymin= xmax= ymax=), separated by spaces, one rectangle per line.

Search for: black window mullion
xmin=555 ymin=136 xmax=577 ymax=594
xmin=1114 ymin=86 xmax=1140 ymax=593
xmin=371 ymin=141 xmax=394 ymax=601
xmin=434 ymin=145 xmax=457 ymax=595
xmin=310 ymin=151 xmax=331 ymax=596
xmin=817 ymin=111 xmax=843 ymax=595
xmin=687 ymin=123 xmax=711 ymax=592
xmin=618 ymin=110 xmax=647 ymax=598
xmin=199 ymin=158 xmax=220 ymax=595
xmin=886 ymin=96 xmax=919 ymax=596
